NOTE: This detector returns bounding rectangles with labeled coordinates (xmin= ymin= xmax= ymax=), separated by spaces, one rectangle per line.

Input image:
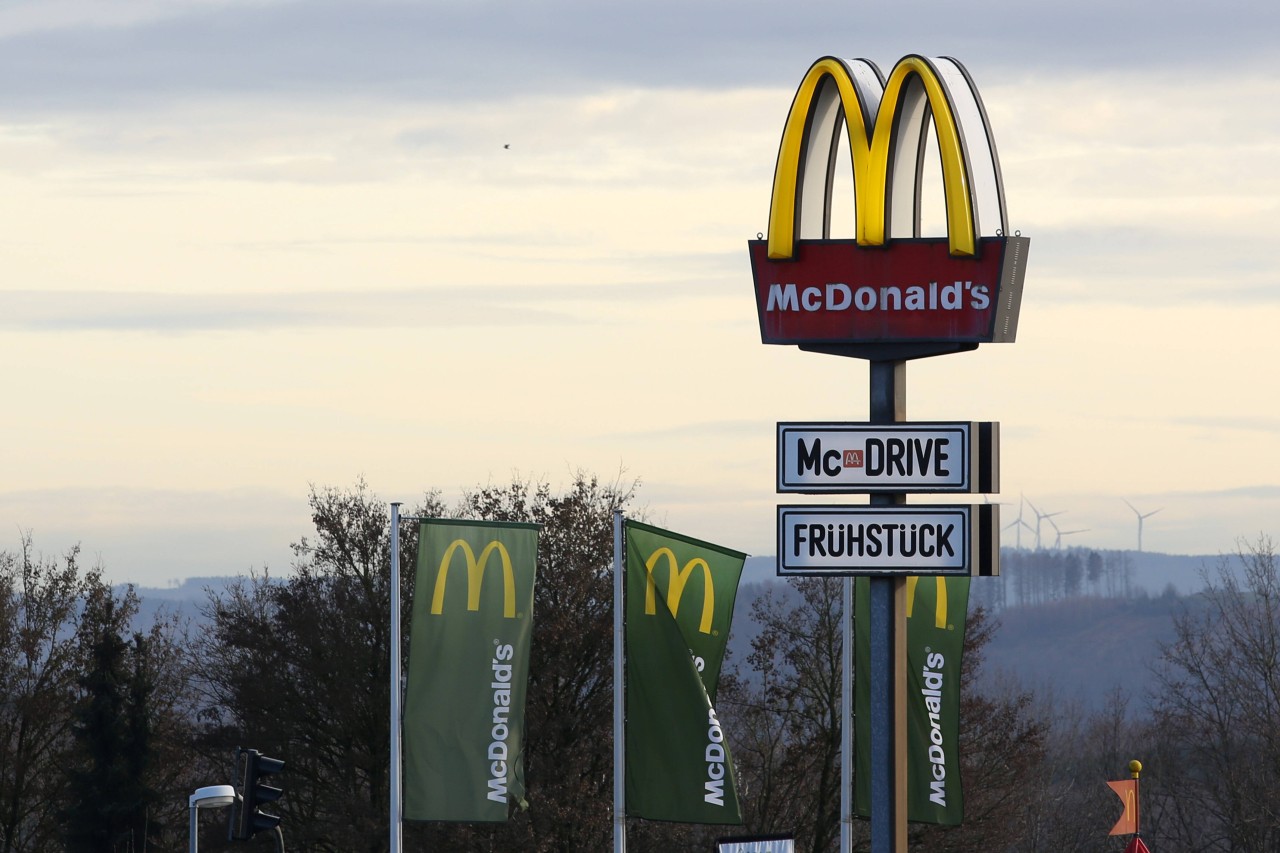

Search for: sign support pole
xmin=867 ymin=360 xmax=908 ymax=853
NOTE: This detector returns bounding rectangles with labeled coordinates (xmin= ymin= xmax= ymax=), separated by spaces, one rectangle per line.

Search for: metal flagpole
xmin=612 ymin=509 xmax=627 ymax=853
xmin=1131 ymin=759 xmax=1143 ymax=839
xmin=389 ymin=502 xmax=403 ymax=853
xmin=841 ymin=577 xmax=853 ymax=853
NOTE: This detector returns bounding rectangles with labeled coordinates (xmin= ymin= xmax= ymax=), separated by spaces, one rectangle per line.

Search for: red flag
xmin=1108 ymin=779 xmax=1138 ymax=835
xmin=1123 ymin=837 xmax=1151 ymax=853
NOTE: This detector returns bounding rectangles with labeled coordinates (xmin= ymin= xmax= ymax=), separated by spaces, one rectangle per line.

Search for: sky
xmin=2 ymin=0 xmax=1278 ymax=587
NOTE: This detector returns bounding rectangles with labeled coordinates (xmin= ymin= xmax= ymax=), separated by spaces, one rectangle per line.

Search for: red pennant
xmin=1123 ymin=837 xmax=1151 ymax=853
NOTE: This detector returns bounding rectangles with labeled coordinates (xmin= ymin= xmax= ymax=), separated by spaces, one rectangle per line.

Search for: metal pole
xmin=188 ymin=787 xmax=234 ymax=853
xmin=613 ymin=509 xmax=627 ymax=853
xmin=1131 ymin=759 xmax=1143 ymax=838
xmin=389 ymin=502 xmax=403 ymax=853
xmin=868 ymin=360 xmax=906 ymax=853
xmin=841 ymin=577 xmax=853 ymax=853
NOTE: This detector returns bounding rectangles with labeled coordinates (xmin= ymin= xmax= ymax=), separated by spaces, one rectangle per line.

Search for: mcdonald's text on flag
xmin=856 ymin=575 xmax=970 ymax=824
xmin=403 ymin=519 xmax=538 ymax=824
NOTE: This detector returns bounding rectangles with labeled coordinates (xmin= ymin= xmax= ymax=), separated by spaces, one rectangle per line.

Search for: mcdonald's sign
xmin=749 ymin=56 xmax=1029 ymax=358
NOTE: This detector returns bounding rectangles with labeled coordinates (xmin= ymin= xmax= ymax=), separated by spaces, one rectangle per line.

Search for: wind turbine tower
xmin=1003 ymin=496 xmax=1035 ymax=550
xmin=1123 ymin=499 xmax=1163 ymax=552
xmin=1027 ymin=500 xmax=1065 ymax=551
xmin=1047 ymin=516 xmax=1089 ymax=549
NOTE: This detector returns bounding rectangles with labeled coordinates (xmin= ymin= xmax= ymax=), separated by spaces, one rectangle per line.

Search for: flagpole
xmin=613 ymin=509 xmax=627 ymax=853
xmin=841 ymin=577 xmax=853 ymax=853
xmin=389 ymin=502 xmax=403 ymax=853
xmin=1130 ymin=759 xmax=1143 ymax=838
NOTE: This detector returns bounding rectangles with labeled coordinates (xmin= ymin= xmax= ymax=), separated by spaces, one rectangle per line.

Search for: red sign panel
xmin=749 ymin=236 xmax=1028 ymax=346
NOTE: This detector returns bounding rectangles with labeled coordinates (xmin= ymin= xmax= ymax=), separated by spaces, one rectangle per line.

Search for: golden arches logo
xmin=430 ymin=539 xmax=517 ymax=618
xmin=905 ymin=576 xmax=949 ymax=629
xmin=643 ymin=547 xmax=715 ymax=635
xmin=767 ymin=55 xmax=1007 ymax=260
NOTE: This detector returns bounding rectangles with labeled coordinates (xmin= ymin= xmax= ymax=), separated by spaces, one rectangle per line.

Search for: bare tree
xmin=0 ymin=537 xmax=95 ymax=853
xmin=1150 ymin=536 xmax=1280 ymax=851
xmin=721 ymin=578 xmax=845 ymax=853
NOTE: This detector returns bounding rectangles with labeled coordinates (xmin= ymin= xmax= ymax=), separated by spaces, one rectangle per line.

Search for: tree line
xmin=0 ymin=474 xmax=1275 ymax=851
xmin=972 ymin=547 xmax=1142 ymax=612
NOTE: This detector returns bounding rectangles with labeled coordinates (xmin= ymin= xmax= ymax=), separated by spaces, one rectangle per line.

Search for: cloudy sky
xmin=2 ymin=0 xmax=1278 ymax=586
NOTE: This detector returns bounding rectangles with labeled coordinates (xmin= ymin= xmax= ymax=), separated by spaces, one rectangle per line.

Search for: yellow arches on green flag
xmin=618 ymin=518 xmax=748 ymax=826
xmin=402 ymin=518 xmax=539 ymax=823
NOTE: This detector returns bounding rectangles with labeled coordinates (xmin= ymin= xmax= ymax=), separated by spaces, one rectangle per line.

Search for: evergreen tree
xmin=63 ymin=587 xmax=160 ymax=853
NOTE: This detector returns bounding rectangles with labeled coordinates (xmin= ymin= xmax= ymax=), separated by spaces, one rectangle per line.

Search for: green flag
xmin=403 ymin=519 xmax=538 ymax=822
xmin=855 ymin=575 xmax=968 ymax=825
xmin=624 ymin=520 xmax=746 ymax=824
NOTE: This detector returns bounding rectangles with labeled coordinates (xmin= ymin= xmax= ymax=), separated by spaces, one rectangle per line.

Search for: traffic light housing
xmin=229 ymin=748 xmax=284 ymax=841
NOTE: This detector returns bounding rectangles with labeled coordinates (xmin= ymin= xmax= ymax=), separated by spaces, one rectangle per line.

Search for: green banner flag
xmin=855 ymin=575 xmax=968 ymax=825
xmin=403 ymin=519 xmax=538 ymax=822
xmin=624 ymin=520 xmax=746 ymax=824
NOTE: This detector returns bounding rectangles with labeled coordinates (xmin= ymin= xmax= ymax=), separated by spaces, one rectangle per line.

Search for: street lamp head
xmin=190 ymin=785 xmax=235 ymax=809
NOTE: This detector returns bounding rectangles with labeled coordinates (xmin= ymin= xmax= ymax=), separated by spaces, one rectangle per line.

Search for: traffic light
xmin=229 ymin=747 xmax=284 ymax=841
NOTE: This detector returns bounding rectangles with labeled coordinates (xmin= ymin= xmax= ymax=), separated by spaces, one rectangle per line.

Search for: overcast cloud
xmin=2 ymin=0 xmax=1278 ymax=584
xmin=0 ymin=0 xmax=1275 ymax=112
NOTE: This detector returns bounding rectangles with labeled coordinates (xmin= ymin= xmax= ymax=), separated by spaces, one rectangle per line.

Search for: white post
xmin=188 ymin=786 xmax=235 ymax=853
xmin=389 ymin=503 xmax=404 ymax=853
xmin=612 ymin=510 xmax=626 ymax=853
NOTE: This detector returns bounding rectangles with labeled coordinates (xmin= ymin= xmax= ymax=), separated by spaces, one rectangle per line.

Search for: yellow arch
xmin=767 ymin=55 xmax=979 ymax=260
xmin=644 ymin=547 xmax=716 ymax=635
xmin=905 ymin=576 xmax=948 ymax=629
xmin=430 ymin=539 xmax=517 ymax=618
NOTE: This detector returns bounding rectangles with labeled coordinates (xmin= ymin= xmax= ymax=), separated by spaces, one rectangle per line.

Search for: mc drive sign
xmin=777 ymin=422 xmax=998 ymax=494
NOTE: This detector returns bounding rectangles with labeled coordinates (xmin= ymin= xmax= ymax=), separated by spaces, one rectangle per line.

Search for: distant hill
xmin=728 ymin=549 xmax=1241 ymax=711
xmin=122 ymin=576 xmax=237 ymax=634
xmin=125 ymin=550 xmax=1233 ymax=712
xmin=978 ymin=593 xmax=1193 ymax=710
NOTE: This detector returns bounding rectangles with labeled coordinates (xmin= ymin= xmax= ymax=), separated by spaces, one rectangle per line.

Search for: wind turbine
xmin=1123 ymin=499 xmax=1162 ymax=552
xmin=1027 ymin=500 xmax=1065 ymax=551
xmin=1002 ymin=496 xmax=1035 ymax=550
xmin=1047 ymin=516 xmax=1089 ymax=549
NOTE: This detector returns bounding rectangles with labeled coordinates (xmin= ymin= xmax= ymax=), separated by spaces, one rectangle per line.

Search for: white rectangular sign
xmin=776 ymin=504 xmax=999 ymax=576
xmin=718 ymin=838 xmax=795 ymax=853
xmin=776 ymin=422 xmax=997 ymax=494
